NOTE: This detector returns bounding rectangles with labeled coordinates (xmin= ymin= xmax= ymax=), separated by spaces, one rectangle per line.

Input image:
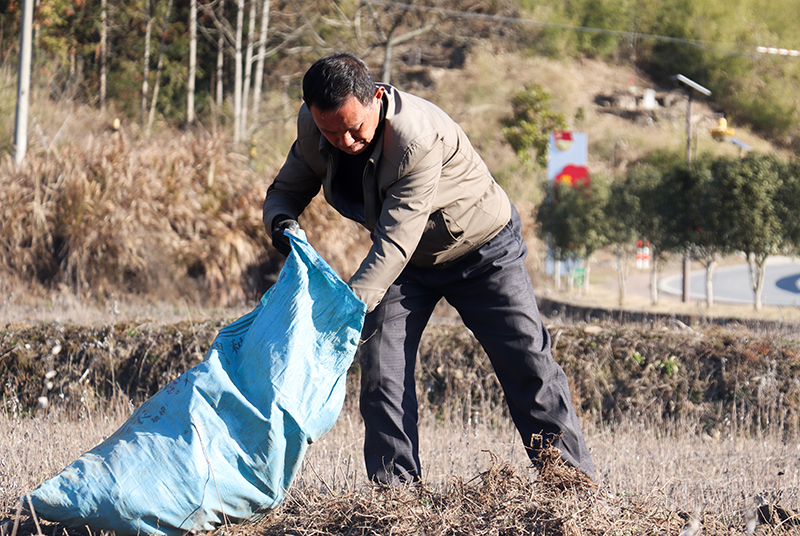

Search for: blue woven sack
xmin=28 ymin=229 xmax=366 ymax=535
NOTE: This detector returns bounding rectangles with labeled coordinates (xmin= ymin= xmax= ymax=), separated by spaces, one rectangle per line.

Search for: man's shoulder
xmin=382 ymin=86 xmax=453 ymax=150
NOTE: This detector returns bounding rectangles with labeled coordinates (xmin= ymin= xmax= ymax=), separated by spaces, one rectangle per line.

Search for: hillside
xmin=0 ymin=48 xmax=792 ymax=326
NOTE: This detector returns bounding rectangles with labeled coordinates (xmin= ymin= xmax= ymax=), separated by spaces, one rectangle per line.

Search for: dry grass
xmin=4 ymin=403 xmax=800 ymax=535
xmin=0 ymin=130 xmax=267 ymax=306
xmin=4 ymin=319 xmax=800 ymax=535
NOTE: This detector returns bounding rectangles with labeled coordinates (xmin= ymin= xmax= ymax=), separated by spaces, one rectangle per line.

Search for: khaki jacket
xmin=263 ymin=85 xmax=511 ymax=311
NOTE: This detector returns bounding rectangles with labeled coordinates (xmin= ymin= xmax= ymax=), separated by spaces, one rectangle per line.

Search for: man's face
xmin=309 ymin=87 xmax=384 ymax=155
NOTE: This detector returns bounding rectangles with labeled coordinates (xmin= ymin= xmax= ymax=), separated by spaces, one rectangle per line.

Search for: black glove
xmin=271 ymin=215 xmax=300 ymax=257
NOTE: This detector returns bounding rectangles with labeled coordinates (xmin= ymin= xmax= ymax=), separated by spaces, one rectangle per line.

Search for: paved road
xmin=661 ymin=257 xmax=800 ymax=307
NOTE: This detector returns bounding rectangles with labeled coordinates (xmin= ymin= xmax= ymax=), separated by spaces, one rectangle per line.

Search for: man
xmin=263 ymin=52 xmax=594 ymax=484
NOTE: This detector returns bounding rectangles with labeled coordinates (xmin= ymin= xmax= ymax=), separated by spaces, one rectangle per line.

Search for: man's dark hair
xmin=302 ymin=53 xmax=376 ymax=111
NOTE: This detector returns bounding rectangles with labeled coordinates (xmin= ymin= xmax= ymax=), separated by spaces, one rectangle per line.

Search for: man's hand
xmin=271 ymin=216 xmax=300 ymax=257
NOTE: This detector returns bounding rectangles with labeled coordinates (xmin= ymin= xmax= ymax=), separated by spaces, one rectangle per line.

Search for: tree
xmin=502 ymin=84 xmax=566 ymax=169
xmin=250 ymin=0 xmax=270 ymax=127
xmin=564 ymin=0 xmax=633 ymax=59
xmin=775 ymin=159 xmax=800 ymax=253
xmin=364 ymin=0 xmax=437 ymax=84
xmin=100 ymin=0 xmax=108 ymax=111
xmin=658 ymin=158 xmax=708 ymax=305
xmin=141 ymin=0 xmax=152 ymax=125
xmin=655 ymin=156 xmax=724 ymax=308
xmin=607 ymin=176 xmax=641 ymax=306
xmin=187 ymin=0 xmax=197 ymax=125
xmin=536 ymin=177 xmax=611 ymax=293
xmin=240 ymin=0 xmax=256 ymax=137
xmin=146 ymin=0 xmax=176 ymax=135
xmin=692 ymin=156 xmax=740 ymax=308
xmin=215 ymin=0 xmax=225 ymax=127
xmin=622 ymin=160 xmax=675 ymax=305
xmin=710 ymin=153 xmax=785 ymax=310
xmin=14 ymin=0 xmax=34 ymax=166
xmin=233 ymin=0 xmax=244 ymax=144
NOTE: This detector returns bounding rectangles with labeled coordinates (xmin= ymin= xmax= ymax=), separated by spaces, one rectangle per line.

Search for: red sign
xmin=554 ymin=164 xmax=590 ymax=187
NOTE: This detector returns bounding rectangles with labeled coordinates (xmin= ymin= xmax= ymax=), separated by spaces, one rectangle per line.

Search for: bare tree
xmin=197 ymin=0 xmax=231 ymax=132
xmin=216 ymin=0 xmax=226 ymax=121
xmin=141 ymin=0 xmax=152 ymax=125
xmin=364 ymin=1 xmax=437 ymax=84
xmin=199 ymin=0 xmax=307 ymax=139
xmin=233 ymin=0 xmax=244 ymax=144
xmin=14 ymin=0 xmax=34 ymax=166
xmin=359 ymin=0 xmax=520 ymax=84
xmin=100 ymin=0 xmax=107 ymax=111
xmin=147 ymin=0 xmax=175 ymax=135
xmin=241 ymin=0 xmax=256 ymax=137
xmin=187 ymin=0 xmax=197 ymax=125
xmin=250 ymin=0 xmax=270 ymax=126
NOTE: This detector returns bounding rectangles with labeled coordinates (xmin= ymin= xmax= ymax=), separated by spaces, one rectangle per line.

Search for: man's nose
xmin=340 ymin=131 xmax=355 ymax=148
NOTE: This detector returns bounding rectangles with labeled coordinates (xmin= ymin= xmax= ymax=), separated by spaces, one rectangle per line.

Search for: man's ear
xmin=374 ymin=86 xmax=385 ymax=102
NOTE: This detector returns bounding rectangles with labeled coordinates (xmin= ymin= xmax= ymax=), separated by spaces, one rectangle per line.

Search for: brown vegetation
xmin=0 ymin=130 xmax=270 ymax=307
xmin=5 ymin=317 xmax=800 ymax=535
xmin=4 ymin=319 xmax=800 ymax=438
xmin=4 ymin=403 xmax=797 ymax=536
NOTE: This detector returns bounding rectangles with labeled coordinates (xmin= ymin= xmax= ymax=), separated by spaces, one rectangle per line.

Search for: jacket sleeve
xmin=348 ymin=131 xmax=443 ymax=312
xmin=262 ymin=112 xmax=324 ymax=231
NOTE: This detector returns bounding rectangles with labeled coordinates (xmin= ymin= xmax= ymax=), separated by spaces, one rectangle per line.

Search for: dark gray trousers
xmin=358 ymin=204 xmax=595 ymax=484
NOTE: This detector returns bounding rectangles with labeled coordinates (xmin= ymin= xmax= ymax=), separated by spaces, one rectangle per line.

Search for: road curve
xmin=660 ymin=257 xmax=800 ymax=307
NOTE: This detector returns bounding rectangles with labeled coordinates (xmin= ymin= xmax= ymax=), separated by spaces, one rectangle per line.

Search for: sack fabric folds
xmin=28 ymin=230 xmax=366 ymax=535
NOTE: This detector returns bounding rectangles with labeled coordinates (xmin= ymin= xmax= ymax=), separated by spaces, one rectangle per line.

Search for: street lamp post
xmin=673 ymin=74 xmax=711 ymax=303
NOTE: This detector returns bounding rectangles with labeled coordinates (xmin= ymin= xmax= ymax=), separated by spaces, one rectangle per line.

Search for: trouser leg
xmin=358 ymin=277 xmax=438 ymax=484
xmin=445 ymin=207 xmax=595 ymax=478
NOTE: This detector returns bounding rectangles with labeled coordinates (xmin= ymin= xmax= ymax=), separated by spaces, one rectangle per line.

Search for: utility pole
xmin=673 ymin=74 xmax=712 ymax=303
xmin=14 ymin=0 xmax=34 ymax=166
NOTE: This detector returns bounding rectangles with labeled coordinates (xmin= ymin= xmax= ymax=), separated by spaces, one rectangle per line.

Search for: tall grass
xmin=0 ymin=130 xmax=268 ymax=306
xmin=0 ymin=124 xmax=381 ymax=314
xmin=0 ymin=128 xmax=375 ymax=311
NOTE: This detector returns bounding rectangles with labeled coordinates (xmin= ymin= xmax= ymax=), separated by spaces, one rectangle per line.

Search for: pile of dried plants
xmin=4 ymin=442 xmax=771 ymax=536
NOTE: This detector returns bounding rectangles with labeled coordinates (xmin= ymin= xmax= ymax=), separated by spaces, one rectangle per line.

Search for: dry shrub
xmin=231 ymin=453 xmax=717 ymax=536
xmin=0 ymin=319 xmax=225 ymax=416
xmin=0 ymin=131 xmax=357 ymax=307
xmin=0 ymin=131 xmax=269 ymax=306
xmin=7 ymin=318 xmax=800 ymax=440
xmin=549 ymin=322 xmax=800 ymax=439
xmin=0 ymin=126 xmax=379 ymax=309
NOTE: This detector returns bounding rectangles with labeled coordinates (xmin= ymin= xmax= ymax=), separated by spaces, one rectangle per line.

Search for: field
xmin=4 ymin=310 xmax=800 ymax=536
